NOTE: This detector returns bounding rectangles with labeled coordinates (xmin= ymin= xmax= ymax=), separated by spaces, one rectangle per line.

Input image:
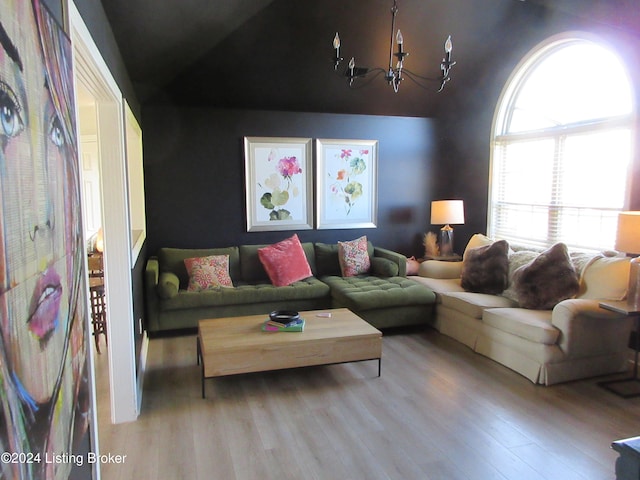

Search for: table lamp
xmin=431 ymin=200 xmax=465 ymax=257
xmin=616 ymin=211 xmax=640 ymax=306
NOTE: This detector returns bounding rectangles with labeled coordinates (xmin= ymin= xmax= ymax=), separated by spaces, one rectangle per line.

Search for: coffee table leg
xmin=197 ymin=336 xmax=205 ymax=399
xmin=378 ymin=358 xmax=381 ymax=377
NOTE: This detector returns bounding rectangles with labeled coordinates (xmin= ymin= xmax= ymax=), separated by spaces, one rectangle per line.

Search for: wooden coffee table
xmin=196 ymin=308 xmax=382 ymax=398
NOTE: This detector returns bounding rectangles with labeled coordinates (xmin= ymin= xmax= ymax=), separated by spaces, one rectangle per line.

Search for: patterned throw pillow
xmin=258 ymin=234 xmax=313 ymax=286
xmin=338 ymin=235 xmax=371 ymax=277
xmin=184 ymin=255 xmax=234 ymax=291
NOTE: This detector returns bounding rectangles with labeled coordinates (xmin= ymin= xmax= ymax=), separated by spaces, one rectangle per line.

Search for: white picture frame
xmin=244 ymin=136 xmax=313 ymax=232
xmin=316 ymin=138 xmax=378 ymax=229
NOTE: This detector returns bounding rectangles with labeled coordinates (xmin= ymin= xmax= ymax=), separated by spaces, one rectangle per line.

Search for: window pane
xmin=492 ymin=203 xmax=551 ymax=246
xmin=557 ymin=207 xmax=619 ymax=250
xmin=508 ymin=43 xmax=632 ymax=133
xmin=560 ymin=129 xmax=631 ymax=209
xmin=495 ymin=140 xmax=555 ymax=204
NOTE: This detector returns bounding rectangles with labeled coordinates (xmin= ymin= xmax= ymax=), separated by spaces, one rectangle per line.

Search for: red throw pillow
xmin=258 ymin=234 xmax=313 ymax=286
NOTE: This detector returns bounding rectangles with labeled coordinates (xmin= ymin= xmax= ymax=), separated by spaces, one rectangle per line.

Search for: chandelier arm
xmin=402 ymin=70 xmax=449 ymax=92
xmin=346 ymin=69 xmax=386 ymax=89
xmin=402 ymin=68 xmax=440 ymax=83
xmin=402 ymin=72 xmax=436 ymax=91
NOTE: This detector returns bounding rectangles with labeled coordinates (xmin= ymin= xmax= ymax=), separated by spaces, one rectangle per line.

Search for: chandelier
xmin=332 ymin=0 xmax=455 ymax=93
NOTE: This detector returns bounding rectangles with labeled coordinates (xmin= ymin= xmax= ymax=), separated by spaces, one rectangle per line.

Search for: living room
xmin=2 ymin=0 xmax=640 ymax=479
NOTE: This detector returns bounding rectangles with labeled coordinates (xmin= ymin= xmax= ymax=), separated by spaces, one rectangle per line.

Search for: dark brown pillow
xmin=461 ymin=240 xmax=509 ymax=294
xmin=510 ymin=242 xmax=579 ymax=310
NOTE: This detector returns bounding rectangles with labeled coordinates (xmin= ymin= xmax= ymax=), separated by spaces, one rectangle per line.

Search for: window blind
xmin=490 ymin=126 xmax=632 ymax=251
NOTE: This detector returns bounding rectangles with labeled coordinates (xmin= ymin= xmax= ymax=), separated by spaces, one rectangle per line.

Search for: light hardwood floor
xmin=94 ymin=328 xmax=640 ymax=480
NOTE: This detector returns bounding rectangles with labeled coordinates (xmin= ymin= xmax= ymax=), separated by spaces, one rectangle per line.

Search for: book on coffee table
xmin=266 ymin=318 xmax=300 ymax=328
xmin=262 ymin=318 xmax=305 ymax=332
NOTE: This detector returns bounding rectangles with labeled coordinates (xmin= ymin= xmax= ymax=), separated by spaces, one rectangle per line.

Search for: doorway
xmin=71 ymin=3 xmax=139 ymax=424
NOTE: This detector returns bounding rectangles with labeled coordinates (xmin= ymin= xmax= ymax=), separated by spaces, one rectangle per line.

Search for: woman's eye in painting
xmin=49 ymin=115 xmax=64 ymax=147
xmin=0 ymin=80 xmax=24 ymax=138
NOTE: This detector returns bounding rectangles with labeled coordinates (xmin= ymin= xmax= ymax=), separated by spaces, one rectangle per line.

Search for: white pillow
xmin=578 ymin=256 xmax=630 ymax=301
xmin=462 ymin=234 xmax=494 ymax=260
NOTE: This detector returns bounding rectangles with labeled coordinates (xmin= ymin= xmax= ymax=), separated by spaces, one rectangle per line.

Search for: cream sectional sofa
xmin=410 ymin=234 xmax=634 ymax=385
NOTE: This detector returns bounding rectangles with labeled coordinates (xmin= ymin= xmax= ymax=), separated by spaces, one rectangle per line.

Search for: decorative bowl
xmin=268 ymin=310 xmax=300 ymax=324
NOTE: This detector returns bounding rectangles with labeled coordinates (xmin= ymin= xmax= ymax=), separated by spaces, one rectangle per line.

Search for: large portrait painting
xmin=0 ymin=1 xmax=93 ymax=479
xmin=316 ymin=139 xmax=378 ymax=229
xmin=244 ymin=137 xmax=313 ymax=232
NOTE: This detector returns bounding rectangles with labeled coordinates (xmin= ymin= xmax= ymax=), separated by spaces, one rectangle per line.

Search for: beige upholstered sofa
xmin=410 ymin=234 xmax=634 ymax=385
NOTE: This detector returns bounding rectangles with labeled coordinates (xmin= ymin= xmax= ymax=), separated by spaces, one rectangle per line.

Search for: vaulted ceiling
xmin=100 ymin=0 xmax=640 ymax=117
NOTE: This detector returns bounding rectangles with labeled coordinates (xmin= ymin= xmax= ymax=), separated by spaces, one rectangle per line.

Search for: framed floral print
xmin=316 ymin=139 xmax=378 ymax=229
xmin=244 ymin=137 xmax=313 ymax=232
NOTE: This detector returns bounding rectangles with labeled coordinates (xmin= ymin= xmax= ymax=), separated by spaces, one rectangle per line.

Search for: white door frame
xmin=70 ymin=2 xmax=139 ymax=424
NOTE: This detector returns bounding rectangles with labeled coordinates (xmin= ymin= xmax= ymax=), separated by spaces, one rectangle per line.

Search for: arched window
xmin=489 ymin=34 xmax=635 ymax=251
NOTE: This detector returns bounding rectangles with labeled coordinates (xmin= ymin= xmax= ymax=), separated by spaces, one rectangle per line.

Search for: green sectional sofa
xmin=145 ymin=241 xmax=436 ymax=334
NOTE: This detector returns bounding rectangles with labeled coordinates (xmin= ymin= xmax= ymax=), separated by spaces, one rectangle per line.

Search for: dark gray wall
xmin=142 ymin=107 xmax=436 ymax=257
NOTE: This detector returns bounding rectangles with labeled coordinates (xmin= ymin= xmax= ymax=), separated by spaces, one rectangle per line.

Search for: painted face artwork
xmin=0 ymin=0 xmax=89 ymax=478
xmin=0 ymin=0 xmax=72 ymax=404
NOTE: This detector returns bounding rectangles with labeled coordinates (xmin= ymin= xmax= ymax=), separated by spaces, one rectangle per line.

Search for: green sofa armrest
xmin=370 ymin=257 xmax=399 ymax=277
xmin=158 ymin=272 xmax=180 ymax=299
xmin=145 ymin=257 xmax=161 ymax=331
xmin=146 ymin=256 xmax=159 ymax=287
xmin=373 ymin=246 xmax=407 ymax=276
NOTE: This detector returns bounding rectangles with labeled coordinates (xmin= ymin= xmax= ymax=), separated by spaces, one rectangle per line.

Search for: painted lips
xmin=27 ymin=266 xmax=62 ymax=342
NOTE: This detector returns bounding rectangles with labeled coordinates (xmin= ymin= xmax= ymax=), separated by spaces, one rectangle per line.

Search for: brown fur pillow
xmin=510 ymin=242 xmax=579 ymax=310
xmin=461 ymin=240 xmax=509 ymax=294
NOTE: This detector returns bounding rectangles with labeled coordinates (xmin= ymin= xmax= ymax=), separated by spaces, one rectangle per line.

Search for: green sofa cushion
xmin=321 ymin=275 xmax=436 ymax=311
xmin=158 ymin=247 xmax=240 ymax=288
xmin=315 ymin=241 xmax=375 ymax=277
xmin=160 ymin=277 xmax=330 ymax=311
xmin=240 ymin=242 xmax=316 ymax=282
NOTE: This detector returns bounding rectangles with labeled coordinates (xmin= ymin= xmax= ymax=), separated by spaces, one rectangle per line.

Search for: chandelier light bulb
xmin=444 ymin=35 xmax=453 ymax=53
xmin=333 ymin=32 xmax=340 ymax=50
xmin=396 ymin=29 xmax=403 ymax=45
xmin=348 ymin=57 xmax=355 ymax=70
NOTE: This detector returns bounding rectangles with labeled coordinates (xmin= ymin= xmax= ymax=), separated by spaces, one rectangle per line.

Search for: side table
xmin=598 ymin=300 xmax=640 ymax=398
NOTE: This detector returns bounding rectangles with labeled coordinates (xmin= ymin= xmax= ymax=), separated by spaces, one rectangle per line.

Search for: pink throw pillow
xmin=338 ymin=236 xmax=371 ymax=277
xmin=258 ymin=234 xmax=313 ymax=286
xmin=184 ymin=255 xmax=234 ymax=291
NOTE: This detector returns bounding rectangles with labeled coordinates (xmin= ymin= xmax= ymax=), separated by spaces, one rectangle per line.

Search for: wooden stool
xmin=88 ymin=254 xmax=107 ymax=353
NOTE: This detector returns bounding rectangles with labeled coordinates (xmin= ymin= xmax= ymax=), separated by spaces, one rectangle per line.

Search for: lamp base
xmin=439 ymin=225 xmax=454 ymax=257
xmin=628 ymin=257 xmax=640 ymax=308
